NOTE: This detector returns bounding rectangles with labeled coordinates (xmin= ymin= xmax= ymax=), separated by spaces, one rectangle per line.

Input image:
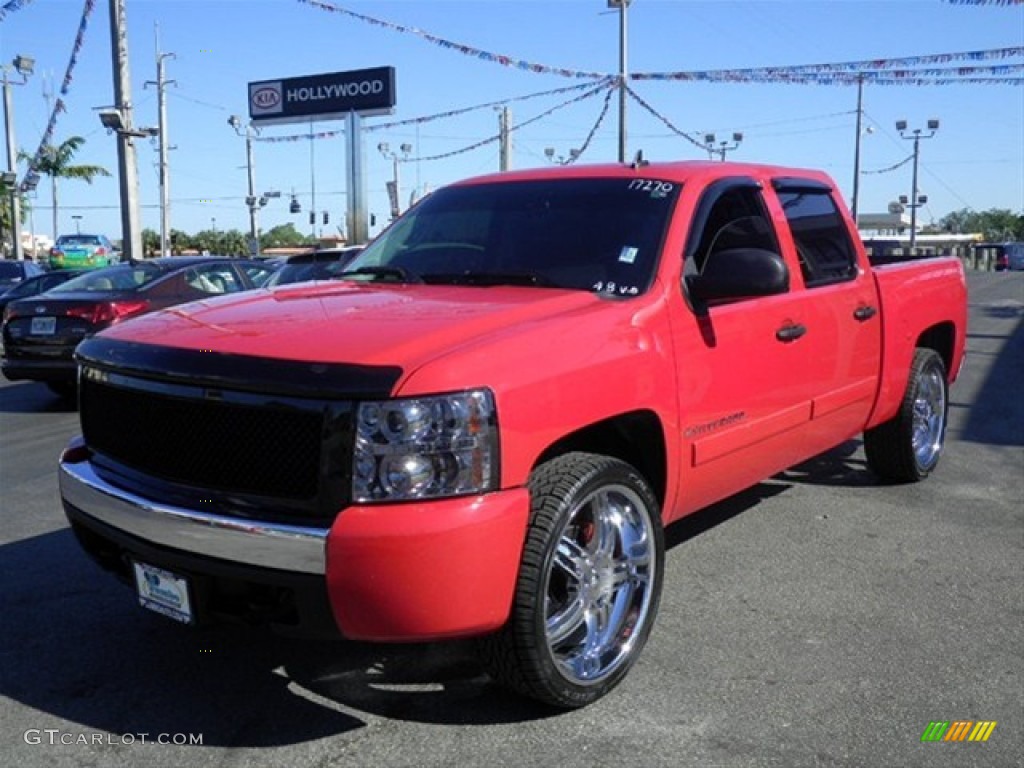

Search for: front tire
xmin=479 ymin=452 xmax=664 ymax=708
xmin=864 ymin=348 xmax=949 ymax=482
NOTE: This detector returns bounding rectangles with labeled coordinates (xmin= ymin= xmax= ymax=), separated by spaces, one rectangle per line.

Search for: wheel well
xmin=916 ymin=322 xmax=955 ymax=374
xmin=533 ymin=411 xmax=667 ymax=507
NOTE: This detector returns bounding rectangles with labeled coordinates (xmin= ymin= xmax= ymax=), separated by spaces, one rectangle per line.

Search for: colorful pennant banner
xmin=0 ymin=0 xmax=36 ymax=22
xmin=631 ymin=52 xmax=1024 ymax=82
xmin=943 ymin=0 xmax=1022 ymax=5
xmin=257 ymin=80 xmax=613 ymax=144
xmin=624 ymin=86 xmax=709 ymax=151
xmin=297 ymin=1 xmax=1022 ymax=85
xmin=21 ymin=0 xmax=95 ymax=192
xmin=563 ymin=87 xmax=615 ymax=164
xmin=410 ymin=81 xmax=612 ymax=163
xmin=298 ymin=0 xmax=606 ymax=79
xmin=862 ymin=155 xmax=915 ymax=175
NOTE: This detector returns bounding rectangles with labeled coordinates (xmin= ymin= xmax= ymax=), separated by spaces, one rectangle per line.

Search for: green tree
xmin=169 ymin=228 xmax=191 ymax=255
xmin=23 ymin=137 xmax=110 ymax=240
xmin=262 ymin=223 xmax=313 ymax=249
xmin=0 ymin=178 xmax=34 ymax=257
xmin=939 ymin=208 xmax=1024 ymax=242
xmin=218 ymin=229 xmax=248 ymax=256
xmin=141 ymin=228 xmax=160 ymax=258
xmin=192 ymin=229 xmax=218 ymax=255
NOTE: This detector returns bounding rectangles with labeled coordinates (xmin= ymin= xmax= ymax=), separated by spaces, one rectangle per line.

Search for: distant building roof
xmin=857 ymin=212 xmax=911 ymax=233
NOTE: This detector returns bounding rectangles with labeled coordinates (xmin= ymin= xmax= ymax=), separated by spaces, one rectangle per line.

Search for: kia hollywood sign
xmin=248 ymin=66 xmax=396 ymax=125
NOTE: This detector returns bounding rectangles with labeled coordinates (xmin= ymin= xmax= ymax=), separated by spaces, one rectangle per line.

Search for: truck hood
xmin=98 ymin=280 xmax=601 ymax=372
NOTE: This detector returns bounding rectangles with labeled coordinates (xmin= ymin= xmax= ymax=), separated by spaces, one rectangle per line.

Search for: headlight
xmin=353 ymin=389 xmax=498 ymax=502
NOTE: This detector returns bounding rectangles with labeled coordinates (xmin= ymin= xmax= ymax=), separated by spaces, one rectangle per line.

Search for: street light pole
xmin=608 ymin=0 xmax=631 ymax=163
xmin=3 ymin=54 xmax=34 ymax=261
xmin=309 ymin=121 xmax=317 ymax=240
xmin=851 ymin=74 xmax=864 ymax=224
xmin=702 ymin=132 xmax=743 ymax=161
xmin=145 ymin=30 xmax=175 ymax=257
xmin=896 ymin=118 xmax=939 ymax=250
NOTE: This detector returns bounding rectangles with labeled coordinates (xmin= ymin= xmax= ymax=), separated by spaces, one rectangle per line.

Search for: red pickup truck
xmin=59 ymin=161 xmax=967 ymax=708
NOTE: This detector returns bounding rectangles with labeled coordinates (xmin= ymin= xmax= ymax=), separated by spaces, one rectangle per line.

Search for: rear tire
xmin=479 ymin=452 xmax=664 ymax=708
xmin=864 ymin=348 xmax=948 ymax=482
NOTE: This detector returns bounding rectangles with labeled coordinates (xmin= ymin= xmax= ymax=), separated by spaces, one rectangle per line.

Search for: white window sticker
xmin=627 ymin=179 xmax=674 ymax=198
xmin=592 ymin=281 xmax=639 ymax=296
xmin=618 ymin=246 xmax=639 ymax=264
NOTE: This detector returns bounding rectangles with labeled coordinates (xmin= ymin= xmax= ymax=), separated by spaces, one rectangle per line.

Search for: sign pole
xmin=346 ymin=111 xmax=368 ymax=245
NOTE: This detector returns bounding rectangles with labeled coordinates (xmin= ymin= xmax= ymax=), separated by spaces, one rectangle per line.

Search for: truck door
xmin=769 ymin=177 xmax=882 ymax=456
xmin=672 ymin=177 xmax=837 ymax=514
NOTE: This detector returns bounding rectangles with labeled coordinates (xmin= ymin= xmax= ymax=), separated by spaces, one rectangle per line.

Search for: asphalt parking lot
xmin=1 ymin=270 xmax=1021 ymax=768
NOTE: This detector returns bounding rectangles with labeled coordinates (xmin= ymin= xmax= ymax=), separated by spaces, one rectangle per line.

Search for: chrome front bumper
xmin=59 ymin=458 xmax=328 ymax=575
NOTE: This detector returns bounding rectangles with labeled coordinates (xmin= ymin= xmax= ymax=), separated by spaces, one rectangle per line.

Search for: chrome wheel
xmin=911 ymin=363 xmax=947 ymax=471
xmin=864 ymin=348 xmax=949 ymax=482
xmin=545 ymin=484 xmax=657 ymax=686
xmin=478 ymin=452 xmax=664 ymax=708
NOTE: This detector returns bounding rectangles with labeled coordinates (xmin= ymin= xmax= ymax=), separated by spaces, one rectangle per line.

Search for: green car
xmin=49 ymin=234 xmax=120 ymax=270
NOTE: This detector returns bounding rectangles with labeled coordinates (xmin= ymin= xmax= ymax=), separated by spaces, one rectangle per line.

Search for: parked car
xmin=2 ymin=257 xmax=273 ymax=397
xmin=49 ymin=234 xmax=119 ymax=270
xmin=264 ymin=246 xmax=364 ymax=287
xmin=0 ymin=259 xmax=44 ymax=290
xmin=0 ymin=269 xmax=87 ymax=315
xmin=1008 ymin=243 xmax=1024 ymax=271
xmin=978 ymin=242 xmax=1024 ymax=272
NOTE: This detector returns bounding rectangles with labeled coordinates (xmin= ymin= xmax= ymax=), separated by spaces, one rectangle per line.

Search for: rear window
xmin=57 ymin=235 xmax=103 ymax=246
xmin=776 ymin=190 xmax=858 ymax=287
xmin=266 ymin=262 xmax=337 ymax=287
xmin=50 ymin=265 xmax=161 ymax=292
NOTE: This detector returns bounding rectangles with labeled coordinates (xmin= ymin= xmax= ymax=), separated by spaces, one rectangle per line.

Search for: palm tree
xmin=23 ymin=136 xmax=110 ymax=240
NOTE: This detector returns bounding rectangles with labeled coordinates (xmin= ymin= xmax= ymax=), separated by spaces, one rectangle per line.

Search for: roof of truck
xmin=454 ymin=159 xmax=834 ymax=188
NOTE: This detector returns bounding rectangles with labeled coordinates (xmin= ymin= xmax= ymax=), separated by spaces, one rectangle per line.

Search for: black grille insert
xmin=82 ymin=376 xmax=326 ymax=502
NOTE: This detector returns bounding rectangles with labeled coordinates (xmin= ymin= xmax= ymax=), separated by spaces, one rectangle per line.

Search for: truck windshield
xmin=346 ymin=177 xmax=680 ymax=296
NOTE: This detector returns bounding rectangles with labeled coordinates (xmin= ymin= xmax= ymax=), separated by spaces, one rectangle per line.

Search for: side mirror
xmin=688 ymin=248 xmax=789 ymax=302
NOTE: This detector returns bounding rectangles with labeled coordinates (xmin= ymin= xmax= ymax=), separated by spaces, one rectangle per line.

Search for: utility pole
xmin=608 ymin=0 xmax=631 ymax=163
xmin=145 ymin=27 xmax=174 ymax=257
xmin=108 ymin=0 xmax=143 ymax=260
xmin=896 ymin=118 xmax=940 ymax=250
xmin=228 ymin=115 xmax=259 ymax=255
xmin=497 ymin=106 xmax=511 ymax=171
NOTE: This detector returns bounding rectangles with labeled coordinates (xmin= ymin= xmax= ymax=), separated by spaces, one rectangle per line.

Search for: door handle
xmin=775 ymin=323 xmax=807 ymax=342
xmin=853 ymin=305 xmax=878 ymax=321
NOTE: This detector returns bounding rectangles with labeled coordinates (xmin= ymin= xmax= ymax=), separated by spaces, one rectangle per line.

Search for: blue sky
xmin=2 ymin=0 xmax=1022 ymax=243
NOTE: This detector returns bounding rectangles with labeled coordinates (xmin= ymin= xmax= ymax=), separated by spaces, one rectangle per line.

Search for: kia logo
xmin=252 ymin=87 xmax=280 ymax=109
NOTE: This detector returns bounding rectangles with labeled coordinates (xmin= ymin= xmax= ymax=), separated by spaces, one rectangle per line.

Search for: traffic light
xmin=323 ymin=211 xmax=329 ymax=225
